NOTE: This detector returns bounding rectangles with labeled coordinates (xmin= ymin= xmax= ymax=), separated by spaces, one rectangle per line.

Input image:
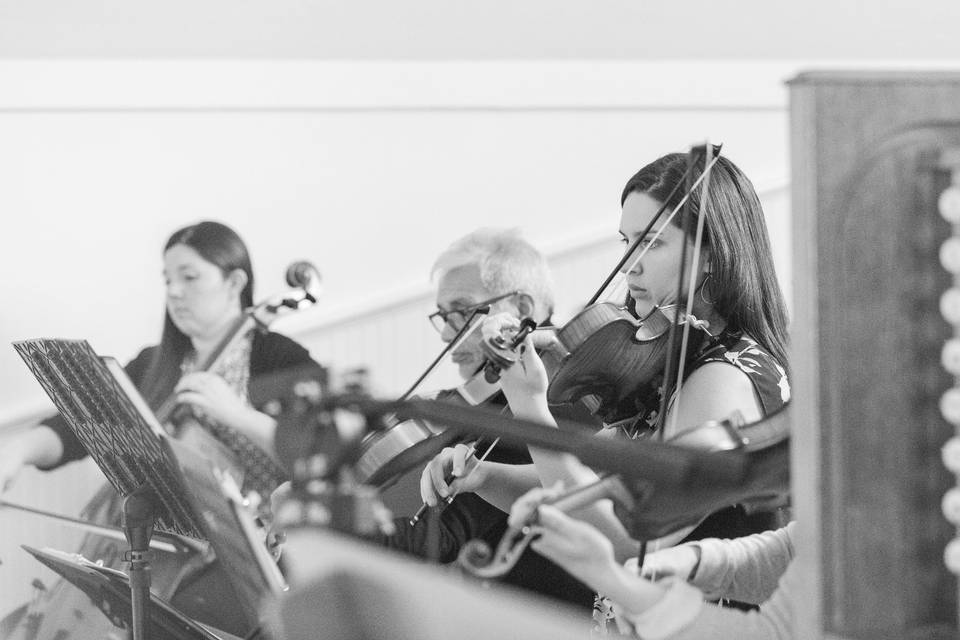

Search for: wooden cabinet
xmin=789 ymin=72 xmax=960 ymax=639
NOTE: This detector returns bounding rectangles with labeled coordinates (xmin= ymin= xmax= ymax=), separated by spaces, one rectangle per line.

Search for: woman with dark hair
xmin=618 ymin=152 xmax=789 ymax=368
xmin=1 ymin=221 xmax=317 ymax=494
xmin=420 ymin=150 xmax=791 ymax=627
xmin=0 ymin=220 xmax=322 ymax=635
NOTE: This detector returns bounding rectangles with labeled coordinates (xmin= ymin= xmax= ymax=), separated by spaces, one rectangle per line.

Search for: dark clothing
xmin=382 ymin=491 xmax=596 ymax=610
xmin=592 ymin=330 xmax=791 ymax=625
xmin=377 ymin=398 xmax=599 ymax=612
xmin=42 ymin=331 xmax=318 ymax=468
xmin=676 ymin=331 xmax=791 ymax=544
xmin=31 ymin=330 xmax=320 ymax=637
xmin=600 ymin=329 xmax=790 ymax=539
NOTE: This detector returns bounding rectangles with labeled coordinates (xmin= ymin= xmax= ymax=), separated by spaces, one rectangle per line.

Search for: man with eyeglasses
xmin=378 ymin=228 xmax=597 ymax=611
xmin=429 ymin=232 xmax=552 ymax=380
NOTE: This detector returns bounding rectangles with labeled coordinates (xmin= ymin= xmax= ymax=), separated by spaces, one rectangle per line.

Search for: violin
xmin=352 ymin=308 xmax=507 ymax=489
xmin=1 ymin=266 xmax=320 ymax=640
xmin=354 ymin=371 xmax=502 ymax=487
xmin=452 ymin=145 xmax=789 ymax=577
xmin=456 ymin=403 xmax=790 ymax=578
xmin=480 ymin=149 xmax=724 ymax=420
xmin=459 ymin=472 xmax=636 ymax=579
xmin=482 ymin=303 xmax=682 ymax=418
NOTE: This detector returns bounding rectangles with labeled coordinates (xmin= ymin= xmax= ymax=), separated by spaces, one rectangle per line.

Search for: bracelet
xmin=687 ymin=544 xmax=702 ymax=582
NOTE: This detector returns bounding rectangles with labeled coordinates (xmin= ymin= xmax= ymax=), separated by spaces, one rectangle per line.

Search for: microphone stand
xmin=121 ymin=485 xmax=157 ymax=640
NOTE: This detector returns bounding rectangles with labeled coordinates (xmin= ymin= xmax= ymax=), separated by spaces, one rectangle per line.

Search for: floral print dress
xmin=592 ymin=330 xmax=790 ymax=634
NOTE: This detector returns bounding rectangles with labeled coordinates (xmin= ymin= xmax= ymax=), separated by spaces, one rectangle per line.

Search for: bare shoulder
xmin=665 ymin=361 xmax=762 ymax=437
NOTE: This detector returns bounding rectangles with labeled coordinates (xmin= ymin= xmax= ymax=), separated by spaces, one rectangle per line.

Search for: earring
xmin=699 ymin=273 xmax=716 ymax=305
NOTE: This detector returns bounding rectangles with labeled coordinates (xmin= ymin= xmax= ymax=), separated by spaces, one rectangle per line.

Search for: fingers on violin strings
xmin=536 ymin=505 xmax=595 ymax=541
xmin=543 ymin=479 xmax=565 ymax=500
xmin=508 ymin=486 xmax=549 ymax=528
xmin=535 ymin=504 xmax=570 ymax=528
xmin=529 ymin=527 xmax=566 ymax=562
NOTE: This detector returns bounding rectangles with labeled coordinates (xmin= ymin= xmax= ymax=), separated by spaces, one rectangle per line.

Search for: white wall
xmin=0 ymin=60 xmax=793 ymax=426
xmin=1 ymin=0 xmax=960 ymax=59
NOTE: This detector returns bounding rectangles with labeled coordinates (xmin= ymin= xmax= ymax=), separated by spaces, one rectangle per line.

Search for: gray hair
xmin=432 ymin=228 xmax=555 ymax=321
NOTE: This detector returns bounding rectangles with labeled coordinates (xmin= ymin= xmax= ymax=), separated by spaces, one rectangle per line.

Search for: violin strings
xmin=667 ymin=143 xmax=715 ymax=438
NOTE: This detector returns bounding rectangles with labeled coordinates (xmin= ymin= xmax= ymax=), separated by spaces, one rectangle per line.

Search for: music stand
xmin=161 ymin=436 xmax=287 ymax=636
xmin=21 ymin=546 xmax=224 ymax=640
xmin=14 ymin=338 xmax=207 ymax=640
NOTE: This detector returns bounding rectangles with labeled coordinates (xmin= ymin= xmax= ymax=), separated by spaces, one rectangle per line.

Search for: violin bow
xmin=631 ymin=143 xmax=719 ymax=579
xmin=664 ymin=142 xmax=719 ymax=438
xmin=398 ymin=307 xmax=490 ymax=401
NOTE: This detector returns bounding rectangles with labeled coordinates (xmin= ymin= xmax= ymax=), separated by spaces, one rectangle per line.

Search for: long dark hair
xmin=141 ymin=221 xmax=254 ymax=407
xmin=621 ymin=152 xmax=789 ymax=368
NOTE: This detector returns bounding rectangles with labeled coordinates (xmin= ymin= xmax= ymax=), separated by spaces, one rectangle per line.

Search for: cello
xmin=1 ymin=263 xmax=322 ymax=640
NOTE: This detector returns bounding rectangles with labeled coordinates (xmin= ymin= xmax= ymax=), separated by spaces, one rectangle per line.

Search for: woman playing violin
xmin=421 ymin=150 xmax=791 ymax=618
xmin=508 ymin=484 xmax=797 ymax=639
xmin=0 ymin=220 xmax=323 ymax=635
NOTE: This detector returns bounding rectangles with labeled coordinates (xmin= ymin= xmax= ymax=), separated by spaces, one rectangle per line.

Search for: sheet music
xmin=13 ymin=338 xmax=205 ymax=539
xmin=22 ymin=545 xmax=223 ymax=640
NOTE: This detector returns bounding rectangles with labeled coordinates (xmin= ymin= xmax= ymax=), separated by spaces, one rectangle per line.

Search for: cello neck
xmin=154 ymin=312 xmax=257 ymax=423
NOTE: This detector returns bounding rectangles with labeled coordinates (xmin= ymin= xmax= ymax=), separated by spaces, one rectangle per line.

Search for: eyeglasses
xmin=428 ymin=290 xmax=524 ymax=334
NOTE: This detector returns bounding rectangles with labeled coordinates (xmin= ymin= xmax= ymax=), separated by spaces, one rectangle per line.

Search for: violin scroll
xmin=457 ymin=474 xmax=635 ymax=579
xmin=479 ymin=317 xmax=538 ymax=383
xmin=457 ymin=521 xmax=538 ymax=579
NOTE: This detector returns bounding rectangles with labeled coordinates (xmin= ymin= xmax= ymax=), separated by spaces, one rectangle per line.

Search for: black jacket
xmin=42 ymin=331 xmax=318 ymax=467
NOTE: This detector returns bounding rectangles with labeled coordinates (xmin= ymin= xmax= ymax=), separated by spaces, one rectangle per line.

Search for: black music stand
xmin=14 ymin=338 xmax=207 ymax=640
xmin=161 ymin=436 xmax=287 ymax=636
xmin=21 ymin=546 xmax=224 ymax=640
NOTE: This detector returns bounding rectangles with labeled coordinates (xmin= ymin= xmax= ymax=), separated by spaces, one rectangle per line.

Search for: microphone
xmin=285 ymin=260 xmax=322 ymax=301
